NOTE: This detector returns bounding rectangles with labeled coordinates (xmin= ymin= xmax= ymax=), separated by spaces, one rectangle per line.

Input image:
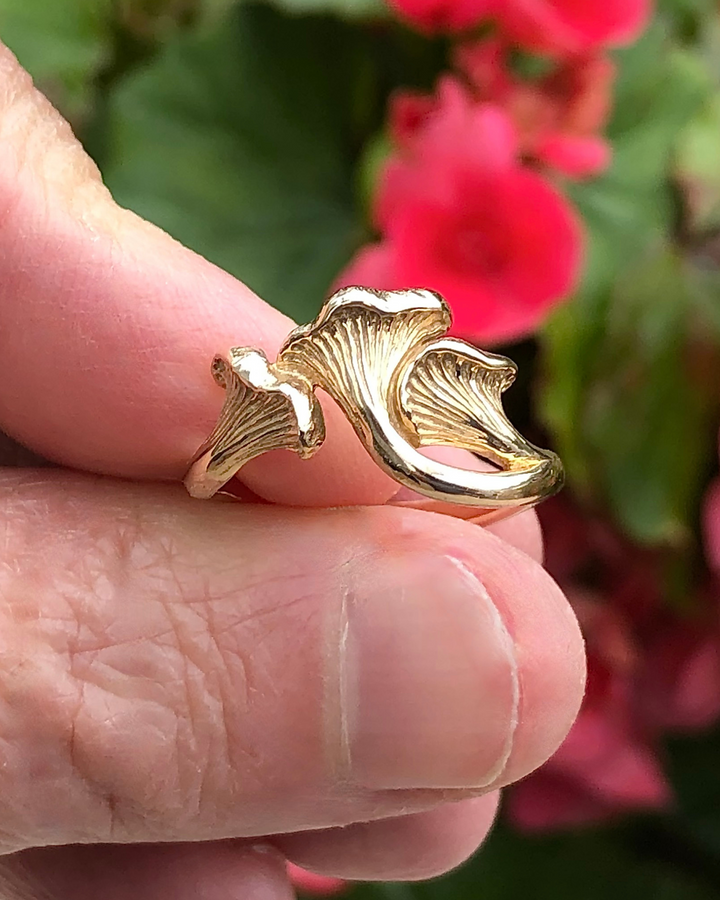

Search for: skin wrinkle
xmin=84 ymin=499 xmax=329 ymax=827
xmin=66 ymin=606 xmax=97 ymax=837
xmin=0 ymin=44 xmax=121 ymax=236
xmin=0 ymin=656 xmax=111 ymax=849
xmin=215 ymin=591 xmax=320 ymax=643
xmin=0 ymin=483 xmax=238 ymax=844
xmin=131 ymin=523 xmax=325 ymax=823
xmin=128 ymin=546 xmax=224 ymax=829
xmin=337 ymin=584 xmax=351 ymax=786
xmin=70 ymin=657 xmax=198 ymax=839
xmin=200 ymin=600 xmax=235 ymax=822
xmin=47 ymin=590 xmax=181 ymax=842
xmin=157 ymin=561 xmax=250 ymax=797
xmin=172 ymin=615 xmax=207 ymax=824
xmin=159 ymin=587 xmax=226 ymax=824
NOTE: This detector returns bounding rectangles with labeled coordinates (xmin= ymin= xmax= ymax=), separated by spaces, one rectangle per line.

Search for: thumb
xmin=0 ymin=469 xmax=583 ymax=851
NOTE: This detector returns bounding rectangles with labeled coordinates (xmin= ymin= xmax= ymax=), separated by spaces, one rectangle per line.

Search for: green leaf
xmin=543 ymin=247 xmax=719 ymax=547
xmin=573 ymin=23 xmax=710 ymax=256
xmin=539 ymin=280 xmax=610 ymax=498
xmin=611 ymin=18 xmax=710 ymax=143
xmin=268 ymin=0 xmax=387 ymax=18
xmin=667 ymin=726 xmax=720 ymax=867
xmin=356 ymin=128 xmax=392 ymax=221
xmin=586 ymin=250 xmax=716 ymax=545
xmin=563 ymin=26 xmax=709 ymax=311
xmin=690 ymin=266 xmax=720 ymax=337
xmin=103 ymin=2 xmax=368 ymax=323
xmin=540 ymin=16 xmax=715 ymax=543
xmin=677 ymin=94 xmax=720 ymax=232
xmin=0 ymin=0 xmax=111 ymax=119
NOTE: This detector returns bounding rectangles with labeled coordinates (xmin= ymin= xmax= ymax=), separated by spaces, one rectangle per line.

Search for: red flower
xmin=455 ymin=40 xmax=615 ymax=178
xmin=339 ymin=78 xmax=582 ymax=342
xmin=495 ymin=0 xmax=653 ymax=56
xmin=339 ymin=242 xmax=398 ymax=291
xmin=286 ymin=863 xmax=348 ymax=897
xmin=535 ymin=133 xmax=610 ymax=178
xmin=386 ymin=0 xmax=651 ymax=50
xmin=387 ymin=0 xmax=494 ymax=33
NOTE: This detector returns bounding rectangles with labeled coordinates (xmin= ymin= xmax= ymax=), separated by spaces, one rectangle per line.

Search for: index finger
xmin=0 ymin=44 xmax=397 ymax=506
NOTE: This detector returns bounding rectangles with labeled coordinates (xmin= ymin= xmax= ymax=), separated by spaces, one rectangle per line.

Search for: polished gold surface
xmin=185 ymin=287 xmax=563 ymax=519
xmin=184 ymin=348 xmax=325 ymax=500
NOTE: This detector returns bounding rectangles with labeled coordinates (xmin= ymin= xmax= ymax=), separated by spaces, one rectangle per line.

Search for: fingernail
xmin=342 ymin=555 xmax=519 ymax=790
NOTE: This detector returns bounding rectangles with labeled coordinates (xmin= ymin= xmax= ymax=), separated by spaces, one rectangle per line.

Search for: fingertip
xmin=278 ymin=794 xmax=500 ymax=882
xmin=485 ymin=508 xmax=544 ymax=564
xmin=388 ymin=509 xmax=586 ymax=787
xmin=460 ymin=529 xmax=587 ymax=787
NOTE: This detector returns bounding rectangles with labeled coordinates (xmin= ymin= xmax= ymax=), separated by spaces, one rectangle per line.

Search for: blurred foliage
xmin=0 ymin=0 xmax=111 ymax=116
xmin=541 ymin=10 xmax=720 ymax=555
xmin=3 ymin=0 xmax=720 ymax=897
xmin=270 ymin=0 xmax=387 ymax=16
xmin=104 ymin=3 xmax=367 ymax=322
xmin=96 ymin=2 xmax=444 ymax=321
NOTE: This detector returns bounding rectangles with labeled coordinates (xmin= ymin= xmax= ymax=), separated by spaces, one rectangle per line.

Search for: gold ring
xmin=184 ymin=287 xmax=563 ymax=523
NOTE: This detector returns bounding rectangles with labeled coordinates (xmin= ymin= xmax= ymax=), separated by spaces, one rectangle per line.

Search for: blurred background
xmin=3 ymin=0 xmax=720 ymax=897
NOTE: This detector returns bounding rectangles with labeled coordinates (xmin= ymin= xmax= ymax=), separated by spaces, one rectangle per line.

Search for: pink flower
xmin=495 ymin=0 xmax=653 ymax=56
xmin=704 ymin=477 xmax=720 ymax=573
xmin=508 ymin=627 xmax=672 ymax=831
xmin=511 ymin=495 xmax=720 ymax=832
xmin=641 ymin=622 xmax=720 ymax=732
xmin=339 ymin=78 xmax=582 ymax=342
xmin=286 ymin=863 xmax=348 ymax=896
xmin=455 ymin=40 xmax=615 ymax=178
xmin=508 ymin=703 xmax=672 ymax=829
xmin=387 ymin=0 xmax=494 ymax=33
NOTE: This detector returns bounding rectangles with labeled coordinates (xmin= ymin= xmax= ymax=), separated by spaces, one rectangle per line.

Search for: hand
xmin=0 ymin=43 xmax=585 ymax=900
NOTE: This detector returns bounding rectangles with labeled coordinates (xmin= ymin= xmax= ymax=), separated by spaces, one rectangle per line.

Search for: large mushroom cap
xmin=280 ymin=287 xmax=452 ymax=357
xmin=279 ymin=288 xmax=454 ymax=410
xmin=282 ymin=287 xmax=452 ymax=352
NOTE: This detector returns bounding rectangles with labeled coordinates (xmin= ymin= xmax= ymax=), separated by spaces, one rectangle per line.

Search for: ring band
xmin=184 ymin=287 xmax=563 ymax=521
